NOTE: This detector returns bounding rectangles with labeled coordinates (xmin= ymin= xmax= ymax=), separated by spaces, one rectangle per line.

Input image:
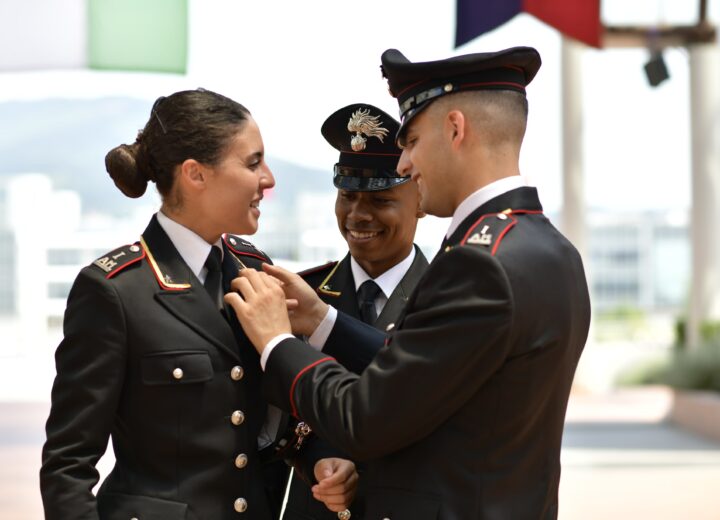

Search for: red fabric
xmin=524 ymin=0 xmax=602 ymax=48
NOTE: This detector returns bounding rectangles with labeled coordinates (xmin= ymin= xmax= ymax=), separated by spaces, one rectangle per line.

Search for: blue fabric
xmin=455 ymin=0 xmax=523 ymax=47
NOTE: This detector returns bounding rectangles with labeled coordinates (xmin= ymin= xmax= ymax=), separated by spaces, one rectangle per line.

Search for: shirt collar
xmin=350 ymin=246 xmax=416 ymax=298
xmin=446 ymin=175 xmax=527 ymax=239
xmin=156 ymin=211 xmax=223 ymax=281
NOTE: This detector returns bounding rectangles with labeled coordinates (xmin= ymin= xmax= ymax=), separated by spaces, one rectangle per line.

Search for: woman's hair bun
xmin=104 ymin=142 xmax=148 ymax=198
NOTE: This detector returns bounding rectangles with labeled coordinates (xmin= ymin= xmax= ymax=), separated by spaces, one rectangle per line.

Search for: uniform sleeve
xmin=322 ymin=312 xmax=386 ymax=373
xmin=40 ymin=267 xmax=128 ymax=520
xmin=264 ymin=247 xmax=514 ymax=461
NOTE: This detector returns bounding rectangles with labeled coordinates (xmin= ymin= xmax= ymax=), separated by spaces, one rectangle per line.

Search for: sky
xmin=1 ymin=0 xmax=719 ymax=214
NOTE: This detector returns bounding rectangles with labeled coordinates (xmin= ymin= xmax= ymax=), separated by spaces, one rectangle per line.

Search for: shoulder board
xmin=459 ymin=209 xmax=544 ymax=255
xmin=91 ymin=242 xmax=145 ymax=279
xmin=297 ymin=260 xmax=337 ymax=279
xmin=223 ymin=234 xmax=271 ymax=263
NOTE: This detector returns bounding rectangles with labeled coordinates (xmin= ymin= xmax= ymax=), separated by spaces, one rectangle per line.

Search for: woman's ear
xmin=179 ymin=159 xmax=208 ymax=191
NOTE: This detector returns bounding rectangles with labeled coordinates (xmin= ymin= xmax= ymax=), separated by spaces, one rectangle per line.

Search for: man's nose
xmin=397 ymin=149 xmax=413 ymax=177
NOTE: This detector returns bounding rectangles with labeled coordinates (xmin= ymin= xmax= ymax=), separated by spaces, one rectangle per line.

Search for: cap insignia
xmin=347 ymin=108 xmax=389 ymax=151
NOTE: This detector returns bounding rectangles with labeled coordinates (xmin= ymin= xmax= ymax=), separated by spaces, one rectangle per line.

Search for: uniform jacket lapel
xmin=375 ymin=245 xmax=429 ymax=331
xmin=317 ymin=254 xmax=362 ymax=321
xmin=141 ymin=216 xmax=241 ymax=362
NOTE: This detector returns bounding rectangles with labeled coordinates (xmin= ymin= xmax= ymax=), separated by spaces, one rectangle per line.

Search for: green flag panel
xmin=88 ymin=0 xmax=188 ymax=74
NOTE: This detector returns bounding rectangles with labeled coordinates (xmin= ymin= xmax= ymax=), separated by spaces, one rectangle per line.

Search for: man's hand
xmin=224 ymin=268 xmax=292 ymax=354
xmin=262 ymin=264 xmax=329 ymax=336
xmin=312 ymin=458 xmax=358 ymax=513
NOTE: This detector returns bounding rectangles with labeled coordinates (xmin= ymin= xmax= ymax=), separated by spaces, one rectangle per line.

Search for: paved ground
xmin=3 ymin=388 xmax=720 ymax=519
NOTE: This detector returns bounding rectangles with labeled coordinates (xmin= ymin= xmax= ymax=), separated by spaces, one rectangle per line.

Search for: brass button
xmin=172 ymin=368 xmax=184 ymax=380
xmin=235 ymin=453 xmax=248 ymax=469
xmin=231 ymin=366 xmax=244 ymax=381
xmin=231 ymin=410 xmax=245 ymax=426
xmin=234 ymin=497 xmax=248 ymax=513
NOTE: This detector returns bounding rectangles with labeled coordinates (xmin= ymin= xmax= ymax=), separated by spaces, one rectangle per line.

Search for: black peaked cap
xmin=321 ymin=103 xmax=408 ymax=192
xmin=381 ymin=46 xmax=541 ymax=137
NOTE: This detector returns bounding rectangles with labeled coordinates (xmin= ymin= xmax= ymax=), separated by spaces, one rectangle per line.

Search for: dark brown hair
xmin=105 ymin=88 xmax=251 ymax=199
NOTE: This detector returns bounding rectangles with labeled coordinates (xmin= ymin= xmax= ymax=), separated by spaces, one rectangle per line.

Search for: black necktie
xmin=204 ymin=246 xmax=223 ymax=309
xmin=357 ymin=280 xmax=382 ymax=325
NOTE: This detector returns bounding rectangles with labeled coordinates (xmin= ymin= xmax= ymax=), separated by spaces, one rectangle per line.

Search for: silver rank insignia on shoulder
xmin=467 ymin=225 xmax=492 ymax=246
xmin=347 ymin=108 xmax=389 ymax=151
xmin=94 ymin=256 xmax=117 ymax=273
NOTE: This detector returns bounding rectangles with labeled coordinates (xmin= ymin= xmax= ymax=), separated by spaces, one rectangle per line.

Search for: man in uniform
xmin=283 ymin=103 xmax=428 ymax=519
xmin=227 ymin=47 xmax=591 ymax=519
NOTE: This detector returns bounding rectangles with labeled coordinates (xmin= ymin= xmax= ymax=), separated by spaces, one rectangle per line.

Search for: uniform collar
xmin=446 ymin=176 xmax=527 ymax=239
xmin=349 ymin=246 xmax=417 ymax=298
xmin=156 ymin=211 xmax=222 ymax=283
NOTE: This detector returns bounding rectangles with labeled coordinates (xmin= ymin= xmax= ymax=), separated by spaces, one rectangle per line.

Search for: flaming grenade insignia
xmin=347 ymin=108 xmax=389 ymax=151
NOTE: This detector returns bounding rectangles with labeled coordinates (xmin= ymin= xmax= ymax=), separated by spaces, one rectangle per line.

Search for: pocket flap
xmin=141 ymin=350 xmax=213 ymax=385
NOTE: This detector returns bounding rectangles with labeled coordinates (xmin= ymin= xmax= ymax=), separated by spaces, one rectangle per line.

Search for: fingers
xmin=262 ymin=263 xmax=299 ymax=284
xmin=312 ymin=458 xmax=358 ymax=512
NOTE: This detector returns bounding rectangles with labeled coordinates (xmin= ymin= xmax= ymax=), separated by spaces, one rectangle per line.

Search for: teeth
xmin=349 ymin=230 xmax=379 ymax=239
xmin=250 ymin=201 xmax=259 ymax=208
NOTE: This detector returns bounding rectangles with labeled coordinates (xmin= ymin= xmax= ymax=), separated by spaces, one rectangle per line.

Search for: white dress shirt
xmin=260 ymin=248 xmax=417 ymax=370
xmin=156 ymin=210 xmax=222 ymax=283
xmin=445 ymin=175 xmax=526 ymax=239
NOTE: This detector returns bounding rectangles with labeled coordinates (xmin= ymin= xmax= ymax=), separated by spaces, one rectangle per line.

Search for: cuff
xmin=307 ymin=305 xmax=337 ymax=351
xmin=261 ymin=333 xmax=295 ymax=370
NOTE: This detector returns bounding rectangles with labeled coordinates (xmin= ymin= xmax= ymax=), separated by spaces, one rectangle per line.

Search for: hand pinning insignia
xmin=347 ymin=108 xmax=389 ymax=151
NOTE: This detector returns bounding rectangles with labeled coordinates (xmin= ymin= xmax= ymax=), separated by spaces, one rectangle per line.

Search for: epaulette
xmin=458 ymin=209 xmax=542 ymax=256
xmin=223 ymin=234 xmax=271 ymax=263
xmin=91 ymin=242 xmax=145 ymax=279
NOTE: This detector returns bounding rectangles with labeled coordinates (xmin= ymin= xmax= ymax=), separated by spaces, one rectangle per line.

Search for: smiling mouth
xmin=250 ymin=200 xmax=260 ymax=209
xmin=348 ymin=230 xmax=381 ymax=240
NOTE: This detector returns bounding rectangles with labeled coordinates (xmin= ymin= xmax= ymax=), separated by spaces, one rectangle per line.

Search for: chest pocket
xmin=141 ymin=350 xmax=214 ymax=385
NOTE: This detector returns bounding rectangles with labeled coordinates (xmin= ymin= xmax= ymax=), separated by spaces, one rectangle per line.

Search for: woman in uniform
xmin=39 ymin=89 xmax=355 ymax=520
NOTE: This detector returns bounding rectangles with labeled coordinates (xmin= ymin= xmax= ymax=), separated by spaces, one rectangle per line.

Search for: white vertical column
xmin=688 ymin=43 xmax=720 ymax=348
xmin=561 ymin=38 xmax=587 ymax=259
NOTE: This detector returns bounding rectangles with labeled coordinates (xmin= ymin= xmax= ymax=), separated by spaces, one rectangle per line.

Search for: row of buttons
xmin=231 ymin=365 xmax=247 ymax=513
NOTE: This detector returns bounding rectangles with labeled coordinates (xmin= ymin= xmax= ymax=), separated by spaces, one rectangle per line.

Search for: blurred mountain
xmin=0 ymin=98 xmax=331 ymax=215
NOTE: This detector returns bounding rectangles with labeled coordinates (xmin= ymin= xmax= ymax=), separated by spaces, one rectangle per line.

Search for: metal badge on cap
xmin=347 ymin=108 xmax=389 ymax=151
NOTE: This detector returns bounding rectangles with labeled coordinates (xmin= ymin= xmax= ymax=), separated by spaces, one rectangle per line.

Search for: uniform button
xmin=234 ymin=497 xmax=248 ymax=512
xmin=231 ymin=410 xmax=245 ymax=426
xmin=385 ymin=322 xmax=395 ymax=332
xmin=172 ymin=368 xmax=184 ymax=380
xmin=231 ymin=366 xmax=244 ymax=381
xmin=129 ymin=245 xmax=140 ymax=253
xmin=235 ymin=453 xmax=248 ymax=468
